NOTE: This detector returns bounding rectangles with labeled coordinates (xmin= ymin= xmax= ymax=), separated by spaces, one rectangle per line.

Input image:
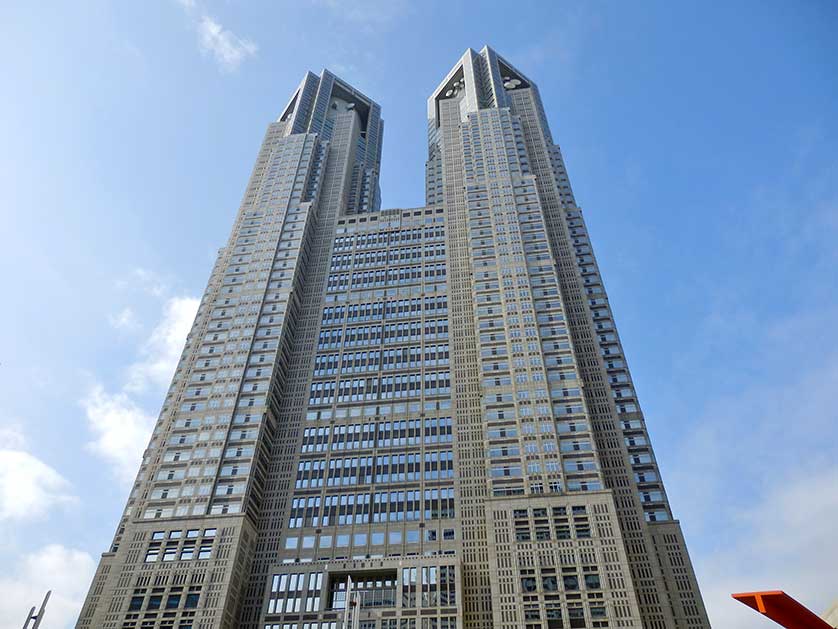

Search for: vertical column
xmin=438 ymin=97 xmax=495 ymax=627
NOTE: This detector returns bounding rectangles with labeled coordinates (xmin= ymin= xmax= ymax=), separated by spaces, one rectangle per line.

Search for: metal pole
xmin=21 ymin=606 xmax=35 ymax=629
xmin=29 ymin=591 xmax=50 ymax=629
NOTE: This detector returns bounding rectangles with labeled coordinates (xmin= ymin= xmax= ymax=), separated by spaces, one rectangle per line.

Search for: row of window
xmin=301 ymin=417 xmax=453 ymax=452
xmin=295 ymin=451 xmax=455 ymax=488
xmin=308 ymin=372 xmax=451 ymax=405
xmin=317 ymin=320 xmax=449 ymax=349
xmin=321 ymin=296 xmax=448 ymax=325
xmin=330 ymin=245 xmax=447 ymax=270
xmin=326 ymin=265 xmax=446 ymax=292
xmin=313 ymin=345 xmax=450 ymax=375
xmin=332 ymin=226 xmax=446 ymax=252
xmin=287 ymin=488 xmax=455 ymax=528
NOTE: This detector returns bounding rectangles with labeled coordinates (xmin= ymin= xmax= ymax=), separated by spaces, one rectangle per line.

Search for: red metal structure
xmin=732 ymin=591 xmax=833 ymax=629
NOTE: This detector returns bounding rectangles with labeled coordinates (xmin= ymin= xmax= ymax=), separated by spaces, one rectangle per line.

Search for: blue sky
xmin=1 ymin=1 xmax=836 ymax=626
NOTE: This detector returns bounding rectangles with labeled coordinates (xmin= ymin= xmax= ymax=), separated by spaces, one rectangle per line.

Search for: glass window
xmin=185 ymin=593 xmax=200 ymax=608
xmin=147 ymin=595 xmax=162 ymax=610
xmin=166 ymin=594 xmax=181 ymax=609
xmin=128 ymin=596 xmax=143 ymax=611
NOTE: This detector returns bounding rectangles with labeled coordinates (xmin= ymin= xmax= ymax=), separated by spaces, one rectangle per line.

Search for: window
xmin=186 ymin=529 xmax=199 ymax=538
xmin=184 ymin=593 xmax=200 ymax=608
xmin=144 ymin=549 xmax=159 ymax=563
xmin=166 ymin=594 xmax=181 ymax=609
xmin=585 ymin=574 xmax=601 ymax=589
xmin=128 ymin=596 xmax=143 ymax=611
xmin=151 ymin=531 xmax=165 ymax=541
xmin=162 ymin=546 xmax=177 ymax=561
xmin=203 ymin=528 xmax=217 ymax=538
xmin=197 ymin=544 xmax=212 ymax=560
xmin=147 ymin=595 xmax=162 ymax=610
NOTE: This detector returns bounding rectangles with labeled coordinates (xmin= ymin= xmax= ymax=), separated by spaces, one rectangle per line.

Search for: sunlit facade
xmin=77 ymin=47 xmax=708 ymax=629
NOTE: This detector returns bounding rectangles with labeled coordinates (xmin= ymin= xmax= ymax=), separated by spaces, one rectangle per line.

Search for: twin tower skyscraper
xmin=77 ymin=47 xmax=709 ymax=629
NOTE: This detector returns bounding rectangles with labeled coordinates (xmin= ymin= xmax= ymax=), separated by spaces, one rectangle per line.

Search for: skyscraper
xmin=77 ymin=47 xmax=708 ymax=629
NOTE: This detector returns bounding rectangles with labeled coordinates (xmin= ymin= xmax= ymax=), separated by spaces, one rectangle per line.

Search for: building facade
xmin=77 ymin=47 xmax=709 ymax=629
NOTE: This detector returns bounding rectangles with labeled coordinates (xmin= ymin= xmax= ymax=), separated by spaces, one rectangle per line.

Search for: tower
xmin=77 ymin=48 xmax=708 ymax=629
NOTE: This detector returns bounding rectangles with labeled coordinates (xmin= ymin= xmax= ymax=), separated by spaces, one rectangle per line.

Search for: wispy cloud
xmin=124 ymin=296 xmax=199 ymax=393
xmin=659 ymin=135 xmax=838 ymax=625
xmin=83 ymin=294 xmax=199 ymax=484
xmin=197 ymin=16 xmax=257 ymax=73
xmin=175 ymin=1 xmax=257 ymax=73
xmin=0 ymin=425 xmax=77 ymax=521
xmin=695 ymin=468 xmax=838 ymax=627
xmin=116 ymin=267 xmax=170 ymax=298
xmin=0 ymin=544 xmax=95 ymax=629
xmin=108 ymin=306 xmax=140 ymax=331
xmin=81 ymin=386 xmax=156 ymax=485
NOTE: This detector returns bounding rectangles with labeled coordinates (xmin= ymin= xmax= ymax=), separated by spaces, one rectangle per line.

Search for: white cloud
xmin=663 ymin=308 xmax=838 ymax=625
xmin=83 ymin=296 xmax=198 ymax=484
xmin=0 ymin=426 xmax=76 ymax=521
xmin=0 ymin=423 xmax=26 ymax=450
xmin=81 ymin=386 xmax=155 ymax=485
xmin=197 ymin=16 xmax=257 ymax=73
xmin=108 ymin=306 xmax=140 ymax=331
xmin=125 ymin=296 xmax=199 ymax=393
xmin=116 ymin=267 xmax=169 ymax=297
xmin=0 ymin=544 xmax=95 ymax=629
xmin=695 ymin=468 xmax=838 ymax=628
xmin=174 ymin=1 xmax=257 ymax=73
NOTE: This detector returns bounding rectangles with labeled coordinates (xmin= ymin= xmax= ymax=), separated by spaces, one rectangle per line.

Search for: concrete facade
xmin=77 ymin=47 xmax=709 ymax=629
